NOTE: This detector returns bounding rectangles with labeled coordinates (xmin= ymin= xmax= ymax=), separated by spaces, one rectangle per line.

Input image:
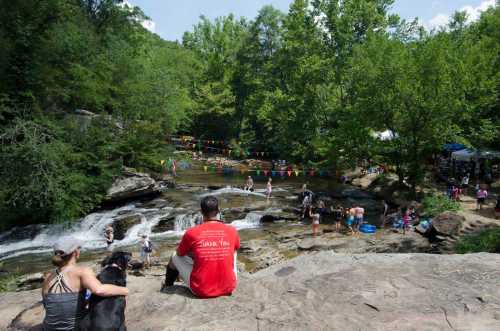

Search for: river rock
xmin=106 ymin=169 xmax=160 ymax=203
xmin=137 ymin=198 xmax=171 ymax=209
xmin=4 ymin=253 xmax=500 ymax=331
xmin=151 ymin=215 xmax=175 ymax=233
xmin=112 ymin=214 xmax=142 ymax=240
xmin=432 ymin=212 xmax=465 ymax=237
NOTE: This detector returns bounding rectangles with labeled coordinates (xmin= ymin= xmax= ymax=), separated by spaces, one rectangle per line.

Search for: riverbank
xmin=3 ymin=252 xmax=500 ymax=331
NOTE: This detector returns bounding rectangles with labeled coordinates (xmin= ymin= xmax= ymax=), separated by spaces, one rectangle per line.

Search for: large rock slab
xmin=106 ymin=169 xmax=160 ymax=203
xmin=4 ymin=253 xmax=500 ymax=331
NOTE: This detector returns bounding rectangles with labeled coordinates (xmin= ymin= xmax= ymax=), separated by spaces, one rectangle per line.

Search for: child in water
xmin=310 ymin=208 xmax=320 ymax=236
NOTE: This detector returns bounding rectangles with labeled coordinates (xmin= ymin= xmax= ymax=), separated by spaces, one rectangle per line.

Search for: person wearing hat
xmin=42 ymin=237 xmax=129 ymax=331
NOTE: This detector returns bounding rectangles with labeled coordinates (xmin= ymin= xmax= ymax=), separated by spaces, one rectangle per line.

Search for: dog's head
xmin=101 ymin=251 xmax=132 ymax=270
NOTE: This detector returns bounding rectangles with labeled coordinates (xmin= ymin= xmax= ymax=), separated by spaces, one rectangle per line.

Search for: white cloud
xmin=426 ymin=0 xmax=496 ymax=30
xmin=428 ymin=13 xmax=450 ymax=30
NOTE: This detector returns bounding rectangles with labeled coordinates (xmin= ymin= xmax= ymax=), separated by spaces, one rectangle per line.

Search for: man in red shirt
xmin=161 ymin=196 xmax=240 ymax=298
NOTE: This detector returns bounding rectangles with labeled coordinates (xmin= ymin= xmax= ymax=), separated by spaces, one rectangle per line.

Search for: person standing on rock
xmin=310 ymin=208 xmax=320 ymax=236
xmin=347 ymin=206 xmax=355 ymax=234
xmin=161 ymin=196 xmax=240 ymax=298
xmin=333 ymin=205 xmax=344 ymax=232
xmin=105 ymin=225 xmax=114 ymax=248
xmin=354 ymin=206 xmax=365 ymax=235
xmin=266 ymin=178 xmax=273 ymax=199
xmin=140 ymin=234 xmax=153 ymax=269
xmin=476 ymin=187 xmax=488 ymax=210
xmin=402 ymin=209 xmax=411 ymax=235
xmin=244 ymin=176 xmax=254 ymax=192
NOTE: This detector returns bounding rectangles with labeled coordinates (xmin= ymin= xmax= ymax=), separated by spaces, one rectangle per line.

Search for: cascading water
xmin=231 ymin=212 xmax=262 ymax=230
xmin=0 ymin=204 xmax=176 ymax=261
xmin=0 ymin=184 xmax=292 ymax=261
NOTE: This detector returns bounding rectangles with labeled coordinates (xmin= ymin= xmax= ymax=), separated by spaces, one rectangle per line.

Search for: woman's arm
xmin=80 ymin=267 xmax=129 ymax=297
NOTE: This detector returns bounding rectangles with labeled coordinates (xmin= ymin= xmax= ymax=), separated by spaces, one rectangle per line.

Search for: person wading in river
xmin=244 ymin=176 xmax=254 ymax=192
xmin=266 ymin=178 xmax=273 ymax=199
xmin=105 ymin=225 xmax=114 ymax=248
xmin=42 ymin=237 xmax=128 ymax=331
xmin=161 ymin=196 xmax=240 ymax=298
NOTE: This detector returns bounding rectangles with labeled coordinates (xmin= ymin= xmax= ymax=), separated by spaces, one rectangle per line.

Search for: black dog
xmin=80 ymin=251 xmax=131 ymax=331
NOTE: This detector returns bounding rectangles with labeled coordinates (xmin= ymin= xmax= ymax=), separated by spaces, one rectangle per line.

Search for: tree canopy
xmin=0 ymin=0 xmax=498 ymax=228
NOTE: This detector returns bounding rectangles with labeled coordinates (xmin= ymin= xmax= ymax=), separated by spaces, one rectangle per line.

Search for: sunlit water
xmin=0 ymin=164 xmax=381 ymax=279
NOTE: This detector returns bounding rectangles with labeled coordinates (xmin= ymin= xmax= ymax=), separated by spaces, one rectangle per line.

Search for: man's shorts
xmin=171 ymin=252 xmax=239 ymax=289
xmin=171 ymin=253 xmax=194 ymax=287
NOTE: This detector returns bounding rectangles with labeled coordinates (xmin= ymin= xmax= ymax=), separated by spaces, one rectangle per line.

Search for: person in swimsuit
xmin=42 ymin=237 xmax=128 ymax=331
xmin=266 ymin=178 xmax=272 ymax=199
xmin=347 ymin=206 xmax=355 ymax=234
xmin=310 ymin=208 xmax=320 ymax=236
xmin=244 ymin=176 xmax=254 ymax=191
xmin=354 ymin=206 xmax=365 ymax=235
xmin=333 ymin=205 xmax=344 ymax=232
xmin=105 ymin=225 xmax=114 ymax=248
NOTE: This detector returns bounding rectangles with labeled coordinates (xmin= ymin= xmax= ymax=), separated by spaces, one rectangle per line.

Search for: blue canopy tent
xmin=443 ymin=143 xmax=466 ymax=152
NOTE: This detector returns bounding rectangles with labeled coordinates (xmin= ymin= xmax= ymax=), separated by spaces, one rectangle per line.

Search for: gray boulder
xmin=106 ymin=169 xmax=160 ymax=202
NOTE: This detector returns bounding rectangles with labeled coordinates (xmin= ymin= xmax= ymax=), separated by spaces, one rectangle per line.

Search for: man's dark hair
xmin=200 ymin=196 xmax=219 ymax=218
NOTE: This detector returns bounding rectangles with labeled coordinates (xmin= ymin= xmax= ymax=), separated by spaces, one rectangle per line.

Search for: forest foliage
xmin=0 ymin=0 xmax=498 ymax=228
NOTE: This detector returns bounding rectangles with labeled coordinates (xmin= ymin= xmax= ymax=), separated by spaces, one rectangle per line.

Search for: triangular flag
xmin=256 ymin=169 xmax=261 ymax=176
xmin=309 ymin=170 xmax=315 ymax=177
xmin=264 ymin=170 xmax=269 ymax=176
xmin=203 ymin=166 xmax=208 ymax=172
xmin=287 ymin=170 xmax=292 ymax=177
xmin=160 ymin=160 xmax=165 ymax=165
xmin=295 ymin=170 xmax=299 ymax=176
xmin=271 ymin=171 xmax=276 ymax=177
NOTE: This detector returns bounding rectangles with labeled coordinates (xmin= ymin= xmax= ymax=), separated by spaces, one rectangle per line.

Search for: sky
xmin=128 ymin=0 xmax=496 ymax=41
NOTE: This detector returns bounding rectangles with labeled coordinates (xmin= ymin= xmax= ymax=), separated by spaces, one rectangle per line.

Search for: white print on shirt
xmin=195 ymin=230 xmax=233 ymax=262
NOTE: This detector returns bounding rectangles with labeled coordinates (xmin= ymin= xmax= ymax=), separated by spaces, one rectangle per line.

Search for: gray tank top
xmin=42 ymin=270 xmax=87 ymax=331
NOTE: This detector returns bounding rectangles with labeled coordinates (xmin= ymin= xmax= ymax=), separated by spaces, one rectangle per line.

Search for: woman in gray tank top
xmin=42 ymin=237 xmax=129 ymax=331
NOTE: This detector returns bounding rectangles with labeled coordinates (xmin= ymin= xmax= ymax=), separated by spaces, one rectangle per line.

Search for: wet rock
xmin=432 ymin=212 xmax=465 ymax=237
xmin=221 ymin=208 xmax=247 ymax=222
xmin=351 ymin=173 xmax=379 ymax=188
xmin=137 ymin=198 xmax=171 ymax=209
xmin=105 ymin=168 xmax=160 ymax=203
xmin=113 ymin=214 xmax=142 ymax=240
xmin=151 ymin=215 xmax=175 ymax=233
xmin=0 ymin=225 xmax=46 ymax=242
xmin=16 ymin=273 xmax=45 ymax=292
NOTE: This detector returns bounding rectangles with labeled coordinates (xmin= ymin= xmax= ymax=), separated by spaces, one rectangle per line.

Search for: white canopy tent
xmin=371 ymin=130 xmax=397 ymax=141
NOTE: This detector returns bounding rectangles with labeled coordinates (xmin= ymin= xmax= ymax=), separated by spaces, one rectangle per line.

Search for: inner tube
xmin=360 ymin=224 xmax=377 ymax=233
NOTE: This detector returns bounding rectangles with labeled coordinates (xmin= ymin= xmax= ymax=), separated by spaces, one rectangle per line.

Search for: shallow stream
xmin=0 ymin=164 xmax=383 ymax=282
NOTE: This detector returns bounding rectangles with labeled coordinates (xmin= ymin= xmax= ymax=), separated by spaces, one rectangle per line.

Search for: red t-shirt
xmin=177 ymin=221 xmax=240 ymax=298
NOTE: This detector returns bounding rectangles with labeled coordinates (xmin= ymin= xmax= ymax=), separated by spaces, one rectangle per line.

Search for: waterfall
xmin=231 ymin=212 xmax=262 ymax=230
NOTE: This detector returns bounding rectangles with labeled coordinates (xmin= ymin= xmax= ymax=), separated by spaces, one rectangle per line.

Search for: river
xmin=0 ymin=164 xmax=383 ymax=285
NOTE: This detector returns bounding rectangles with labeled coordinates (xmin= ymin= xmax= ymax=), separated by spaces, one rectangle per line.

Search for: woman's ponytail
xmin=52 ymin=251 xmax=72 ymax=268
